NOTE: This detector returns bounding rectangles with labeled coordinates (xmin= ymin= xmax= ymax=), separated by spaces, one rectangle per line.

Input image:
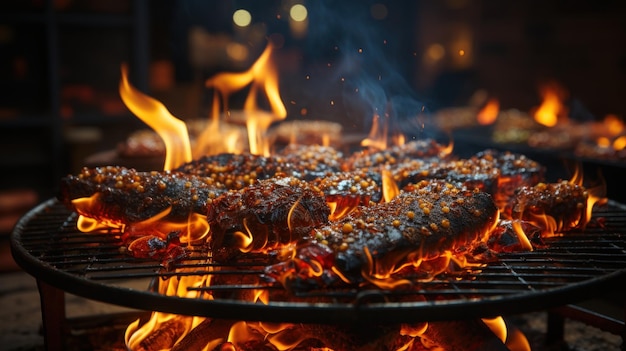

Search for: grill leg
xmin=548 ymin=302 xmax=626 ymax=350
xmin=37 ymin=279 xmax=66 ymax=351
xmin=546 ymin=311 xmax=565 ymax=348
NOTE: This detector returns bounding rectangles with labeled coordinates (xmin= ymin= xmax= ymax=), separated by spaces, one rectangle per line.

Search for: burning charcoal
xmin=206 ymin=176 xmax=330 ymax=257
xmin=135 ymin=316 xmax=187 ymax=351
xmin=265 ymin=180 xmax=499 ymax=290
xmin=421 ymin=320 xmax=510 ymax=351
xmin=295 ymin=323 xmax=413 ymax=351
xmin=170 ymin=318 xmax=235 ymax=351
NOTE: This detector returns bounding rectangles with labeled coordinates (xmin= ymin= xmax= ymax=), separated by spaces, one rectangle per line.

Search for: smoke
xmin=302 ymin=0 xmax=430 ymax=136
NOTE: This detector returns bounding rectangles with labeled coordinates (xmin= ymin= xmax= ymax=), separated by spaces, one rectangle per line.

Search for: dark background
xmin=1 ymin=0 xmax=625 ymax=208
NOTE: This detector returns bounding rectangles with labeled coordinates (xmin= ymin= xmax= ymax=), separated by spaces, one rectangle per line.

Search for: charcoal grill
xmin=10 ymin=198 xmax=626 ymax=348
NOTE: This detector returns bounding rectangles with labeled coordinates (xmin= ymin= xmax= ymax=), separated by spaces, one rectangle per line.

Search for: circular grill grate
xmin=10 ymin=198 xmax=626 ymax=324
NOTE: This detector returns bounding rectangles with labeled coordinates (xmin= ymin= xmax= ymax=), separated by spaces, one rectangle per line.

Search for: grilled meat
xmin=506 ymin=180 xmax=589 ymax=233
xmin=264 ymin=180 xmax=499 ymax=289
xmin=393 ymin=157 xmax=501 ymax=195
xmin=276 ymin=144 xmax=344 ymax=181
xmin=310 ymin=169 xmax=383 ymax=220
xmin=206 ymin=176 xmax=330 ymax=258
xmin=58 ymin=166 xmax=224 ymax=225
xmin=174 ymin=152 xmax=292 ymax=190
xmin=343 ymin=139 xmax=450 ymax=171
xmin=126 ymin=232 xmax=188 ymax=268
xmin=392 ymin=150 xmax=544 ymax=207
xmin=471 ymin=219 xmax=545 ymax=261
xmin=472 ymin=149 xmax=545 ymax=210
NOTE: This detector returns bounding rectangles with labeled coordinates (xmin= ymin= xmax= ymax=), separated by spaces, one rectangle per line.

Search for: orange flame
xmin=477 ymin=98 xmax=499 ymax=125
xmin=126 ymin=270 xmax=211 ymax=350
xmin=594 ymin=114 xmax=626 ymax=151
xmin=361 ymin=112 xmax=389 ymax=150
xmin=569 ymin=163 xmax=607 ymax=231
xmin=205 ymin=42 xmax=287 ymax=156
xmin=511 ymin=221 xmax=534 ymax=251
xmin=533 ymin=82 xmax=567 ymax=127
xmin=72 ymin=193 xmax=125 ymax=231
xmin=72 ymin=193 xmax=209 ymax=243
xmin=119 ymin=64 xmax=192 ymax=170
xmin=381 ymin=168 xmax=400 ymax=202
xmin=124 ymin=207 xmax=210 ymax=244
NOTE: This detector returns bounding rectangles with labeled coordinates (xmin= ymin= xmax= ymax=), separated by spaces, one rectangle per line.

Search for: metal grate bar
xmin=10 ymin=198 xmax=626 ymax=323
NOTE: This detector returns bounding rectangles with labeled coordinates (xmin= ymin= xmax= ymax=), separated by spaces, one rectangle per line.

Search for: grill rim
xmin=10 ymin=198 xmax=626 ymax=325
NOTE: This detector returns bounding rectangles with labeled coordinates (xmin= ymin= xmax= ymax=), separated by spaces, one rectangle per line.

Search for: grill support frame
xmin=31 ymin=281 xmax=626 ymax=351
xmin=38 ymin=281 xmax=66 ymax=351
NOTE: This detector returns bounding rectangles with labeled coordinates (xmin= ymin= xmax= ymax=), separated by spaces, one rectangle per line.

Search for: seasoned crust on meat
xmin=506 ymin=180 xmax=588 ymax=232
xmin=311 ymin=169 xmax=383 ymax=219
xmin=393 ymin=158 xmax=500 ymax=195
xmin=277 ymin=144 xmax=344 ymax=181
xmin=174 ymin=152 xmax=291 ymax=190
xmin=206 ymin=176 xmax=331 ymax=256
xmin=58 ymin=166 xmax=224 ymax=225
xmin=265 ymin=180 xmax=499 ymax=289
xmin=343 ymin=139 xmax=451 ymax=171
xmin=472 ymin=149 xmax=545 ymax=210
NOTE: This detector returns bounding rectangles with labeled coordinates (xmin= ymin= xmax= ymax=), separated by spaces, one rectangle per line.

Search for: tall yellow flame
xmin=119 ymin=64 xmax=192 ymax=170
xmin=205 ymin=42 xmax=287 ymax=156
xmin=533 ymin=82 xmax=567 ymax=128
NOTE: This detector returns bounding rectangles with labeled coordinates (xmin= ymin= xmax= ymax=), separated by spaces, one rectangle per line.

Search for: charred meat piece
xmin=472 ymin=149 xmax=545 ymax=210
xmin=310 ymin=169 xmax=383 ymax=220
xmin=472 ymin=219 xmax=545 ymax=261
xmin=393 ymin=150 xmax=545 ymax=209
xmin=393 ymin=158 xmax=500 ymax=195
xmin=264 ymin=180 xmax=499 ymax=289
xmin=175 ymin=152 xmax=292 ymax=190
xmin=343 ymin=139 xmax=451 ymax=171
xmin=126 ymin=232 xmax=188 ymax=268
xmin=505 ymin=181 xmax=589 ymax=232
xmin=276 ymin=144 xmax=344 ymax=181
xmin=206 ymin=176 xmax=330 ymax=258
xmin=58 ymin=166 xmax=224 ymax=225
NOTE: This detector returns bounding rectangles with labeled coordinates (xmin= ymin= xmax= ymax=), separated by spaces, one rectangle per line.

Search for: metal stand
xmin=547 ymin=301 xmax=625 ymax=350
xmin=37 ymin=280 xmax=66 ymax=351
